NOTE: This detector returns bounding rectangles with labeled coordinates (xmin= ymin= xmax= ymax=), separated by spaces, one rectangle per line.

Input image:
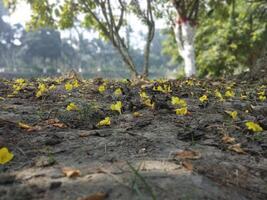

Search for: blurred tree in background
xmin=161 ymin=0 xmax=267 ymax=77
xmin=0 ymin=0 xmax=266 ymax=78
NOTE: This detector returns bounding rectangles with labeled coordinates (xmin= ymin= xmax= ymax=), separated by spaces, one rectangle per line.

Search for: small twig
xmin=16 ymin=147 xmax=26 ymax=156
xmin=126 ymin=161 xmax=157 ymax=200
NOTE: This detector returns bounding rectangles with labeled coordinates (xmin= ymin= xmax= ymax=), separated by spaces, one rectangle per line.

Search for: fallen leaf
xmin=228 ymin=143 xmax=246 ymax=154
xmin=181 ymin=161 xmax=193 ymax=171
xmin=18 ymin=122 xmax=32 ymax=129
xmin=46 ymin=119 xmax=67 ymax=128
xmin=222 ymin=135 xmax=236 ymax=144
xmin=78 ymin=192 xmax=108 ymax=200
xmin=62 ymin=167 xmax=81 ymax=178
xmin=174 ymin=150 xmax=201 ymax=160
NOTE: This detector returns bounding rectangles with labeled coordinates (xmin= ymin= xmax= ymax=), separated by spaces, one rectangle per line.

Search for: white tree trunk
xmin=174 ymin=21 xmax=196 ymax=77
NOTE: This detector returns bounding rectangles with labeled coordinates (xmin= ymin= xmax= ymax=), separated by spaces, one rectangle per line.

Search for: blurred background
xmin=0 ymin=0 xmax=266 ymax=79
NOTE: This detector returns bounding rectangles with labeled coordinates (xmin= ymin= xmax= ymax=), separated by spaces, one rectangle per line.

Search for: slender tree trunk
xmin=174 ymin=19 xmax=196 ymax=77
xmin=143 ymin=28 xmax=153 ymax=79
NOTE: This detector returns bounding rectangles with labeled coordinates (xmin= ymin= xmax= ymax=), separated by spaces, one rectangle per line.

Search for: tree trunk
xmin=174 ymin=20 xmax=196 ymax=77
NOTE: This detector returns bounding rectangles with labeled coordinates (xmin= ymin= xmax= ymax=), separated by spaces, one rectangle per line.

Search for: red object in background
xmin=176 ymin=17 xmax=198 ymax=27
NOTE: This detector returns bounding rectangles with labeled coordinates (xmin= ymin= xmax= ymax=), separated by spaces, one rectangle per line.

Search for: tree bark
xmin=174 ymin=20 xmax=196 ymax=77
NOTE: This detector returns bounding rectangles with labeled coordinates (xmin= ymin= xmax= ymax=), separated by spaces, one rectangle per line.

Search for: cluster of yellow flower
xmin=171 ymin=96 xmax=188 ymax=115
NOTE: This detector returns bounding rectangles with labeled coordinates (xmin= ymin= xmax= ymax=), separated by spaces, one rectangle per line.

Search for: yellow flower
xmin=66 ymin=103 xmax=79 ymax=111
xmin=171 ymin=97 xmax=187 ymax=107
xmin=72 ymin=80 xmax=79 ymax=88
xmin=49 ymin=84 xmax=56 ymax=90
xmin=0 ymin=147 xmax=14 ymax=164
xmin=199 ymin=95 xmax=208 ymax=103
xmin=98 ymin=85 xmax=106 ymax=93
xmin=143 ymin=99 xmax=155 ymax=109
xmin=110 ymin=101 xmax=122 ymax=114
xmin=185 ymin=80 xmax=194 ymax=86
xmin=97 ymin=117 xmax=111 ymax=126
xmin=15 ymin=78 xmax=25 ymax=85
xmin=140 ymin=91 xmax=149 ymax=99
xmin=153 ymin=85 xmax=171 ymax=93
xmin=258 ymin=91 xmax=265 ymax=96
xmin=175 ymin=107 xmax=188 ymax=115
xmin=133 ymin=112 xmax=142 ymax=117
xmin=225 ymin=90 xmax=235 ymax=98
xmin=36 ymin=83 xmax=47 ymax=98
xmin=65 ymin=82 xmax=73 ymax=91
xmin=245 ymin=121 xmax=263 ymax=132
xmin=215 ymin=89 xmax=224 ymax=101
xmin=114 ymin=88 xmax=123 ymax=96
xmin=153 ymin=85 xmax=163 ymax=92
xmin=225 ymin=110 xmax=238 ymax=120
xmin=163 ymin=84 xmax=172 ymax=93
xmin=259 ymin=95 xmax=266 ymax=101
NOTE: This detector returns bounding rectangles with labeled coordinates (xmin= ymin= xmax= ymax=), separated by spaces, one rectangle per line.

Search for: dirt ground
xmin=0 ymin=76 xmax=266 ymax=200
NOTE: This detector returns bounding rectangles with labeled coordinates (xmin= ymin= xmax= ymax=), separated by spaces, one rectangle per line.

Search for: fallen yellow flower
xmin=97 ymin=117 xmax=111 ymax=126
xmin=225 ymin=90 xmax=235 ymax=98
xmin=143 ymin=98 xmax=155 ymax=109
xmin=36 ymin=83 xmax=47 ymax=98
xmin=114 ymin=88 xmax=122 ymax=96
xmin=175 ymin=107 xmax=188 ymax=115
xmin=259 ymin=95 xmax=266 ymax=102
xmin=66 ymin=103 xmax=79 ymax=111
xmin=245 ymin=121 xmax=263 ymax=132
xmin=225 ymin=110 xmax=238 ymax=120
xmin=98 ymin=85 xmax=106 ymax=93
xmin=110 ymin=101 xmax=122 ymax=114
xmin=171 ymin=97 xmax=187 ymax=107
xmin=0 ymin=147 xmax=14 ymax=164
xmin=140 ymin=91 xmax=149 ymax=99
xmin=214 ymin=89 xmax=224 ymax=101
xmin=72 ymin=80 xmax=79 ymax=88
xmin=199 ymin=95 xmax=208 ymax=103
xmin=65 ymin=82 xmax=73 ymax=91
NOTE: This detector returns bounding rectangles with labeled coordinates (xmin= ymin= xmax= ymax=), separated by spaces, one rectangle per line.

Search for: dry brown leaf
xmin=52 ymin=122 xmax=67 ymax=128
xmin=46 ymin=119 xmax=67 ymax=128
xmin=79 ymin=133 xmax=90 ymax=137
xmin=228 ymin=143 xmax=246 ymax=154
xmin=174 ymin=150 xmax=201 ymax=160
xmin=222 ymin=135 xmax=236 ymax=144
xmin=181 ymin=161 xmax=193 ymax=171
xmin=27 ymin=125 xmax=42 ymax=132
xmin=78 ymin=192 xmax=108 ymax=200
xmin=62 ymin=167 xmax=81 ymax=178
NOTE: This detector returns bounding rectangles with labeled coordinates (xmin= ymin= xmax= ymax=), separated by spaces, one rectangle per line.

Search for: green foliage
xmin=161 ymin=0 xmax=267 ymax=77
